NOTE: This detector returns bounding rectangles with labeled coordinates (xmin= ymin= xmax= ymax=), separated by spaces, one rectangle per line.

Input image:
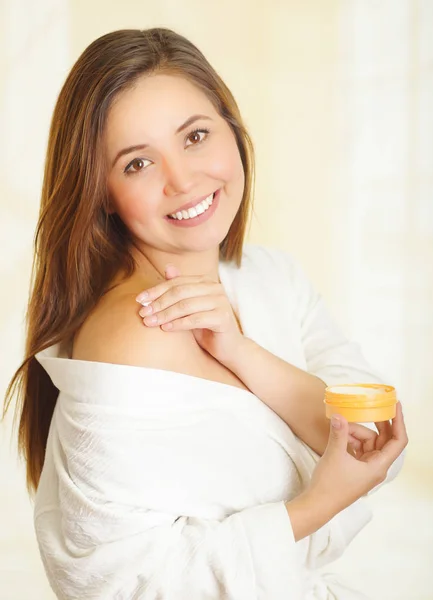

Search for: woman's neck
xmin=130 ymin=241 xmax=221 ymax=283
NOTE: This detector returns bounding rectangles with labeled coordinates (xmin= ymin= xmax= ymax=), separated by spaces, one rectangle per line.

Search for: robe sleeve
xmin=278 ymin=249 xmax=405 ymax=492
xmin=35 ymin=400 xmax=306 ymax=600
xmin=35 ymin=348 xmax=307 ymax=600
xmin=35 ymin=495 xmax=303 ymax=600
xmin=285 ymin=255 xmax=384 ymax=387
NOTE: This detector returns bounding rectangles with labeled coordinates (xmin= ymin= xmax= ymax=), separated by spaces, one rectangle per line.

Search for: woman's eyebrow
xmin=175 ymin=114 xmax=212 ymax=134
xmin=111 ymin=114 xmax=213 ymax=168
xmin=112 ymin=144 xmax=149 ymax=168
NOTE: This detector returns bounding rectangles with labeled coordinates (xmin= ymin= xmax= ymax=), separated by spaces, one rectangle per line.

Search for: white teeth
xmin=169 ymin=192 xmax=215 ymax=220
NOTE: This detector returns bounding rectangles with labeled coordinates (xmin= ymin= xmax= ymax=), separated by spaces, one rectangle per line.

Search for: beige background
xmin=1 ymin=1 xmax=432 ymax=599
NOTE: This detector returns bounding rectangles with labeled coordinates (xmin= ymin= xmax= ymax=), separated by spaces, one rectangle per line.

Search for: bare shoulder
xmin=72 ymin=286 xmax=196 ymax=369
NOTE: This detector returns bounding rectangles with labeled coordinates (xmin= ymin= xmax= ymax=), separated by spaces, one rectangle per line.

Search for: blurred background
xmin=1 ymin=0 xmax=432 ymax=598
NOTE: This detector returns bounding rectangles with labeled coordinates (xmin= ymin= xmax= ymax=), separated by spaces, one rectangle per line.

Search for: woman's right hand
xmin=306 ymin=401 xmax=408 ymax=519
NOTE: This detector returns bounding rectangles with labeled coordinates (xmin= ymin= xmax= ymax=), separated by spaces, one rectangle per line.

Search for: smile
xmin=167 ymin=192 xmax=215 ymax=220
xmin=165 ymin=189 xmax=220 ymax=228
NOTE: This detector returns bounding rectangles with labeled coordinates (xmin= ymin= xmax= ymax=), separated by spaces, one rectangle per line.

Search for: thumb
xmin=164 ymin=263 xmax=181 ymax=280
xmin=327 ymin=415 xmax=349 ymax=454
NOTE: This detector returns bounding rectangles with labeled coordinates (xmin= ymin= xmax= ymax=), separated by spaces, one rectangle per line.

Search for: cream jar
xmin=324 ymin=383 xmax=397 ymax=422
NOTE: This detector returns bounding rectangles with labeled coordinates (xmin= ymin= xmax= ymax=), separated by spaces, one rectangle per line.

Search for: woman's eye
xmin=185 ymin=128 xmax=209 ymax=147
xmin=124 ymin=158 xmax=151 ymax=175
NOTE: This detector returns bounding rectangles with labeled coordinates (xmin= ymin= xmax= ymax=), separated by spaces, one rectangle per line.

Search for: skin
xmin=106 ymin=73 xmax=245 ymax=283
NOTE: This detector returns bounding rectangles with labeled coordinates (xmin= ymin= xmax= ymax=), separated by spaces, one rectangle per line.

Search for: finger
xmin=143 ymin=283 xmax=222 ymax=316
xmin=375 ymin=402 xmax=409 ymax=468
xmin=348 ymin=435 xmax=362 ymax=451
xmin=142 ymin=296 xmax=218 ymax=327
xmin=375 ymin=420 xmax=392 ymax=451
xmin=159 ymin=309 xmax=227 ymax=332
xmin=347 ymin=423 xmax=379 ymax=454
xmin=136 ymin=275 xmax=202 ymax=304
xmin=326 ymin=415 xmax=349 ymax=456
xmin=348 ymin=423 xmax=378 ymax=443
xmin=164 ymin=263 xmax=181 ymax=280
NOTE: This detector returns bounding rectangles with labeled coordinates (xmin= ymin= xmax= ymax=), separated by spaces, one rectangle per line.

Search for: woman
xmin=4 ymin=28 xmax=407 ymax=599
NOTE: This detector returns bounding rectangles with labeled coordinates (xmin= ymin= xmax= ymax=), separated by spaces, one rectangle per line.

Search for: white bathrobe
xmin=35 ymin=244 xmax=403 ymax=600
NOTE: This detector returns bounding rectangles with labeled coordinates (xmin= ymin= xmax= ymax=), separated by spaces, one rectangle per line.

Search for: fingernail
xmin=331 ymin=416 xmax=341 ymax=429
xmin=136 ymin=291 xmax=149 ymax=303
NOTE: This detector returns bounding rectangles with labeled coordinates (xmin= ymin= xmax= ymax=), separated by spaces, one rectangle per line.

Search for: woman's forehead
xmin=105 ymin=74 xmax=218 ymax=149
xmin=111 ymin=75 xmax=215 ymax=125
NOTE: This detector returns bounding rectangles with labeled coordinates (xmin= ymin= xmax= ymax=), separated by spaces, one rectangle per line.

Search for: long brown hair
xmin=2 ymin=28 xmax=255 ymax=495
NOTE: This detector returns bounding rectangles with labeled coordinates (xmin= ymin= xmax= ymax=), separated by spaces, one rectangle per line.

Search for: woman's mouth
xmin=165 ymin=190 xmax=220 ymax=228
xmin=167 ymin=192 xmax=215 ymax=221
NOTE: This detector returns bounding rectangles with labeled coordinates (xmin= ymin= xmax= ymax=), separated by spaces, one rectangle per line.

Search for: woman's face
xmin=105 ymin=74 xmax=245 ymax=255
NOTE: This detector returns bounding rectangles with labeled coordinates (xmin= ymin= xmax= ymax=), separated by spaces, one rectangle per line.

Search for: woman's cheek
xmin=111 ymin=178 xmax=154 ymax=223
xmin=209 ymin=145 xmax=242 ymax=181
xmin=223 ymin=135 xmax=244 ymax=178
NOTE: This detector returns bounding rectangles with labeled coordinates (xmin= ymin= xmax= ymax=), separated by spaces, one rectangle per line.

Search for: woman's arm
xmin=221 ymin=248 xmax=389 ymax=458
xmin=132 ymin=248 xmax=399 ymax=469
xmin=222 ymin=336 xmax=331 ymax=456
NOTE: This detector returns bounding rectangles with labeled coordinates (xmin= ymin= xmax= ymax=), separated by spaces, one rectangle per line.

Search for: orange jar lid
xmin=324 ymin=383 xmax=397 ymax=409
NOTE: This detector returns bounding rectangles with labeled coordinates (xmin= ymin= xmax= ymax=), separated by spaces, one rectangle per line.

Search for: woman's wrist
xmin=285 ymin=488 xmax=337 ymax=542
xmin=217 ymin=335 xmax=257 ymax=371
xmin=214 ymin=333 xmax=251 ymax=367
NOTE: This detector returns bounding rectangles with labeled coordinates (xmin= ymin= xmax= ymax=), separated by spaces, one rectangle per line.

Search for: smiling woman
xmin=105 ymin=74 xmax=245 ymax=254
xmin=3 ymin=27 xmax=407 ymax=600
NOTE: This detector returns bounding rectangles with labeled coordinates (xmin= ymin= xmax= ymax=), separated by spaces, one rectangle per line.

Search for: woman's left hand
xmin=136 ymin=264 xmax=244 ymax=363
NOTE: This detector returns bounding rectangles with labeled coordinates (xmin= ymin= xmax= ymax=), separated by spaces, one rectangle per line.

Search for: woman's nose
xmin=162 ymin=155 xmax=196 ymax=197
